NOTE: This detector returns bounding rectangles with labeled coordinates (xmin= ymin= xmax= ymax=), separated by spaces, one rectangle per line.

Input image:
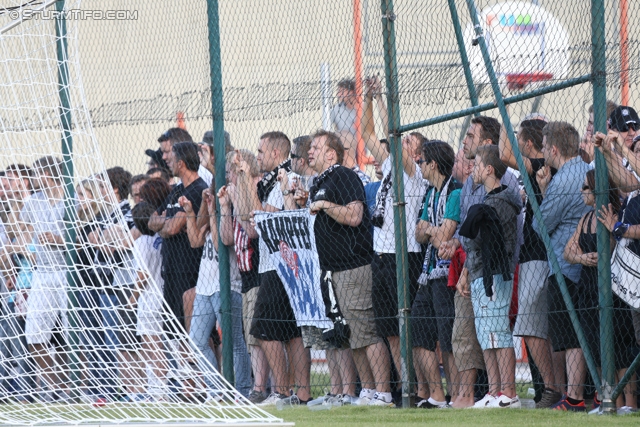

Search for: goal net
xmin=0 ymin=1 xmax=285 ymax=425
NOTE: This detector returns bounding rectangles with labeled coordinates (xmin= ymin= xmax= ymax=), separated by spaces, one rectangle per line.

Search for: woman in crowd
xmin=565 ymin=169 xmax=637 ymax=411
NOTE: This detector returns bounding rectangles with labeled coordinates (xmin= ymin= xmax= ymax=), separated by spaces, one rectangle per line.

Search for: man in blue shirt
xmin=533 ymin=121 xmax=592 ymax=411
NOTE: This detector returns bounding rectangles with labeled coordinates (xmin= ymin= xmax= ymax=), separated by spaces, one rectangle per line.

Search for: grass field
xmin=265 ymin=405 xmax=640 ymax=427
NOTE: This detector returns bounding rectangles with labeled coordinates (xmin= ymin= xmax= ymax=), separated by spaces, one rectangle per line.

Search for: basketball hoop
xmin=505 ymin=72 xmax=553 ymax=90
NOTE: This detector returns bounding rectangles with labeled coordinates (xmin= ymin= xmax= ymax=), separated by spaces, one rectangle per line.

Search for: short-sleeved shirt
xmin=311 ymin=165 xmax=374 ymax=271
xmin=420 ymin=188 xmax=461 ymax=223
xmin=20 ymin=191 xmax=66 ymax=269
xmin=374 ymin=158 xmax=425 ymax=253
xmin=156 ymin=177 xmax=208 ymax=275
xmin=520 ymin=158 xmax=548 ymax=263
xmin=134 ymin=234 xmax=164 ymax=296
xmin=420 ymin=186 xmax=461 ymax=272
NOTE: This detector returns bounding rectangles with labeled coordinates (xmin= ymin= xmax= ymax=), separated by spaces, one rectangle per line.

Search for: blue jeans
xmin=75 ymin=289 xmax=116 ymax=398
xmin=97 ymin=293 xmax=121 ymax=396
xmin=189 ymin=291 xmax=251 ymax=397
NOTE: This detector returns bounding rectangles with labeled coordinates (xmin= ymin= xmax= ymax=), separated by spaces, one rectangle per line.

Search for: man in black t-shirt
xmin=307 ymin=130 xmax=393 ymax=406
xmin=498 ymin=118 xmax=561 ymax=407
xmin=149 ymin=142 xmax=208 ymax=336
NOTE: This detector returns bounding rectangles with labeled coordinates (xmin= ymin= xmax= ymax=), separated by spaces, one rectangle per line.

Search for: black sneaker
xmin=247 ymin=390 xmax=268 ymax=404
xmin=535 ymin=389 xmax=562 ymax=409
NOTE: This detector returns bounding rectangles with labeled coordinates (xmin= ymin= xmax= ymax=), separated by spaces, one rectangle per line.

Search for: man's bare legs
xmin=413 ymin=347 xmax=445 ymax=401
xmin=442 ymin=351 xmax=459 ymax=398
xmin=326 ymin=348 xmax=357 ymax=396
xmin=524 ymin=336 xmax=557 ymax=391
xmin=30 ymin=343 xmax=67 ymax=396
xmin=553 ymin=350 xmax=567 ymax=394
xmin=413 ymin=348 xmax=430 ymax=399
xmin=366 ymin=341 xmax=391 ymax=393
xmin=259 ymin=339 xmax=288 ymax=395
xmin=451 ymin=368 xmax=476 ymax=408
xmin=249 ymin=344 xmax=269 ymax=394
xmin=387 ymin=336 xmax=401 ymax=382
xmin=352 ymin=348 xmax=373 ymax=388
xmin=285 ymin=337 xmax=311 ymax=401
xmin=565 ymin=348 xmax=585 ymax=400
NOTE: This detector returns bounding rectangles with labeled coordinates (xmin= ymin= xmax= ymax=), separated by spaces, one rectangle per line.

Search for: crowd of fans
xmin=0 ymin=79 xmax=639 ymax=413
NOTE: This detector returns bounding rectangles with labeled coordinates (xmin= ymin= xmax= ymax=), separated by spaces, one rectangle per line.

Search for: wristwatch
xmin=282 ymin=190 xmax=293 ymax=196
xmin=613 ymin=221 xmax=629 ymax=241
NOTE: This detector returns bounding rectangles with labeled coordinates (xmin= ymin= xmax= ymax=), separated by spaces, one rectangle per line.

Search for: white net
xmin=0 ymin=1 xmax=285 ymax=425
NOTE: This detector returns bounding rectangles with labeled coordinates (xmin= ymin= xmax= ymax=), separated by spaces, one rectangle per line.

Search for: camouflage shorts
xmin=301 ymin=325 xmax=338 ymax=350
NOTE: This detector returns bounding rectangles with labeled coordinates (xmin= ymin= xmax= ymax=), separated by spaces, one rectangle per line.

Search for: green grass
xmin=266 ymin=405 xmax=640 ymax=427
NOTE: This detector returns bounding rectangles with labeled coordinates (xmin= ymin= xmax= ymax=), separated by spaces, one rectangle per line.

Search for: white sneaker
xmin=471 ymin=394 xmax=496 ymax=408
xmin=368 ymin=392 xmax=394 ymax=407
xmin=356 ymin=388 xmax=375 ymax=405
xmin=340 ymin=394 xmax=359 ymax=405
xmin=487 ymin=394 xmax=521 ymax=409
xmin=257 ymin=392 xmax=288 ymax=406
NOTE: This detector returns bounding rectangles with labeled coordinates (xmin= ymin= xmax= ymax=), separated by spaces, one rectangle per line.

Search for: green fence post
xmin=56 ymin=0 xmax=80 ymax=394
xmin=206 ymin=0 xmax=234 ymax=385
xmin=447 ymin=0 xmax=479 ymax=111
xmin=380 ymin=0 xmax=414 ymax=408
xmin=462 ymin=0 xmax=603 ymax=395
xmin=591 ymin=0 xmax=615 ymax=414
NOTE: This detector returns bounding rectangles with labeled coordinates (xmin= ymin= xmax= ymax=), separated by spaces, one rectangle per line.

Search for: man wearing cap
xmin=145 ymin=148 xmax=169 ymax=171
xmin=157 ymin=127 xmax=213 ymax=186
xmin=594 ymin=106 xmax=640 ymax=193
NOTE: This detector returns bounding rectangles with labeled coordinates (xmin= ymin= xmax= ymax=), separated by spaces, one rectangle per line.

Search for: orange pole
xmin=176 ymin=111 xmax=186 ymax=130
xmin=353 ymin=0 xmax=366 ymax=170
xmin=620 ymin=0 xmax=629 ymax=105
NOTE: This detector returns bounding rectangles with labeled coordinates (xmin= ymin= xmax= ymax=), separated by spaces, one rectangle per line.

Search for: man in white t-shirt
xmin=131 ymin=201 xmax=167 ymax=401
xmin=22 ymin=156 xmax=69 ymax=402
xmin=180 ymin=185 xmax=251 ymax=399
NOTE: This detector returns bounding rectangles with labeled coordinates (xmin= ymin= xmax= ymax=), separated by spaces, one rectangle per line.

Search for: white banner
xmin=254 ymin=210 xmax=332 ymax=328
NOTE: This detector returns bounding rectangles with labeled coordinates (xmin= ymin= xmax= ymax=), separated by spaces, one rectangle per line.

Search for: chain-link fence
xmin=0 ymin=0 xmax=639 ymax=421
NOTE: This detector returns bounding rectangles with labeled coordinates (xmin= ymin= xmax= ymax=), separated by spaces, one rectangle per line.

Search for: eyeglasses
xmin=416 ymin=159 xmax=428 ymax=165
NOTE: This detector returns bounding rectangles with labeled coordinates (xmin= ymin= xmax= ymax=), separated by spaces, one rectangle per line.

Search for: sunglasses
xmin=582 ymin=184 xmax=592 ymax=191
xmin=416 ymin=159 xmax=429 ymax=165
xmin=290 ymin=153 xmax=301 ymax=159
xmin=615 ymin=122 xmax=639 ymax=133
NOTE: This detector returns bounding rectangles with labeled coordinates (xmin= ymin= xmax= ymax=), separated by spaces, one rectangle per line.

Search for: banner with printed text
xmin=254 ymin=209 xmax=332 ymax=329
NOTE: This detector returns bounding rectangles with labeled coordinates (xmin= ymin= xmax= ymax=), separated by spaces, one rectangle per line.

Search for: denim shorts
xmin=470 ymin=274 xmax=514 ymax=351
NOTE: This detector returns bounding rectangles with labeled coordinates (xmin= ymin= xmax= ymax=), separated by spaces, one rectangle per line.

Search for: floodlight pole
xmin=55 ymin=0 xmax=80 ymax=392
xmin=591 ymin=0 xmax=616 ymax=414
xmin=380 ymin=0 xmax=414 ymax=408
xmin=206 ymin=0 xmax=234 ymax=385
xmin=462 ymin=0 xmax=603 ymax=396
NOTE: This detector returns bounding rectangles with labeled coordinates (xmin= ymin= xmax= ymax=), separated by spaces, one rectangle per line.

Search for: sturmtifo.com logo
xmin=8 ymin=9 xmax=139 ymax=21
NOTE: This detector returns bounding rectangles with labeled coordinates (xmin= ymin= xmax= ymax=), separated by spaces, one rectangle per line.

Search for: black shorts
xmin=163 ymin=269 xmax=199 ymax=337
xmin=250 ymin=270 xmax=301 ymax=342
xmin=371 ymin=252 xmax=422 ymax=338
xmin=411 ymin=282 xmax=438 ymax=351
xmin=548 ymin=275 xmax=580 ymax=352
xmin=432 ymin=277 xmax=456 ymax=353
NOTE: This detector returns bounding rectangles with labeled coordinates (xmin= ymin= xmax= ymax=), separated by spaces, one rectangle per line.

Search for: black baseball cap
xmin=144 ymin=148 xmax=168 ymax=170
xmin=200 ymin=130 xmax=233 ymax=152
xmin=608 ymin=106 xmax=640 ymax=132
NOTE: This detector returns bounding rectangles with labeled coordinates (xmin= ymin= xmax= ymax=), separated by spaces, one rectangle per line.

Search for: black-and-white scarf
xmin=309 ymin=163 xmax=340 ymax=201
xmin=418 ymin=175 xmax=456 ymax=284
xmin=372 ymin=172 xmax=393 ymax=225
xmin=257 ymin=159 xmax=291 ymax=203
